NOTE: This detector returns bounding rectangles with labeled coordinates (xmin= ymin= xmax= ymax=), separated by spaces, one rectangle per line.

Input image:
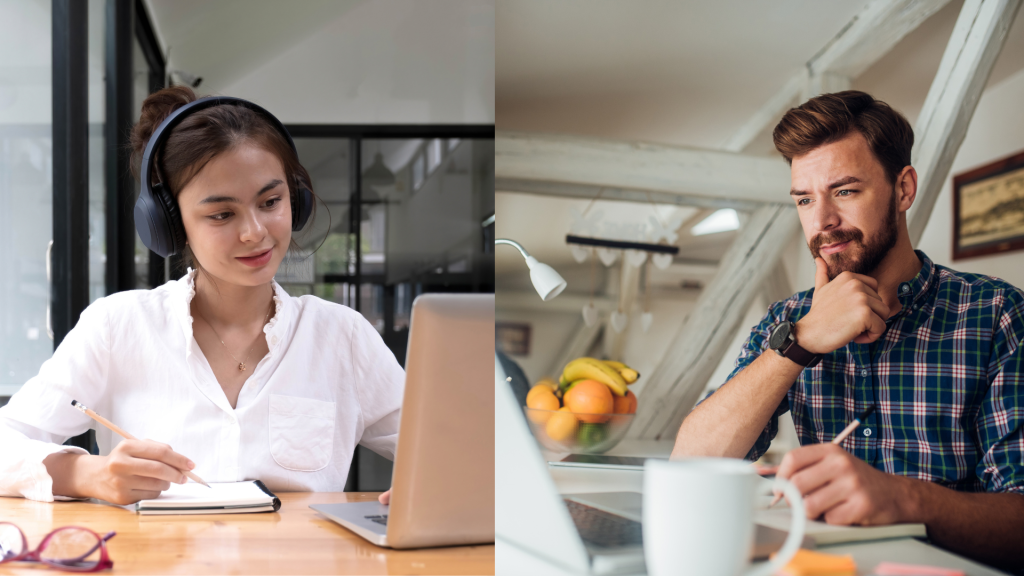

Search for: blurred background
xmin=0 ymin=0 xmax=494 ymax=491
xmin=496 ymin=0 xmax=1024 ymax=460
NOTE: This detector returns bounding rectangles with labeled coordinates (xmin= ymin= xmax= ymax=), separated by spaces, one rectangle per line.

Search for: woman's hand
xmin=378 ymin=489 xmax=391 ymax=505
xmin=83 ymin=439 xmax=193 ymax=505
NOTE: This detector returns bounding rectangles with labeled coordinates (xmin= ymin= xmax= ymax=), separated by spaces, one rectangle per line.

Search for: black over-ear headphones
xmin=134 ymin=96 xmax=314 ymax=259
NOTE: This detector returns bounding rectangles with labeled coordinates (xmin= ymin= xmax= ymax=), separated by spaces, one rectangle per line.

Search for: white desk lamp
xmin=496 ymin=238 xmax=567 ymax=301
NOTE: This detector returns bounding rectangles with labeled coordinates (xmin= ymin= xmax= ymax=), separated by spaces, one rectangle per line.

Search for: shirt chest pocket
xmin=269 ymin=394 xmax=336 ymax=472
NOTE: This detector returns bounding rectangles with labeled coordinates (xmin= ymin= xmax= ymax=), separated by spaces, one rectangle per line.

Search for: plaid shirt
xmin=727 ymin=251 xmax=1024 ymax=494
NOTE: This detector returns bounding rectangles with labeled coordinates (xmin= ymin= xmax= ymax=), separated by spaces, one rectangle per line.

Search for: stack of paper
xmin=136 ymin=481 xmax=281 ymax=515
xmin=773 ymin=549 xmax=857 ymax=576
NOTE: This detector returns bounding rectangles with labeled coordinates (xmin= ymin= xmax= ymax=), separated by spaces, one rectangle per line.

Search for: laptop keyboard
xmin=563 ymin=499 xmax=643 ymax=549
xmin=364 ymin=514 xmax=388 ymax=526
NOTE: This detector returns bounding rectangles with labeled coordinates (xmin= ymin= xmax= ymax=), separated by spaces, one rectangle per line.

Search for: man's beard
xmin=808 ymin=192 xmax=899 ymax=281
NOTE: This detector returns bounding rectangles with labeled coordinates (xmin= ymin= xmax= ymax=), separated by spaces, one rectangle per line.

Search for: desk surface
xmin=0 ymin=492 xmax=494 ymax=575
xmin=526 ymin=441 xmax=1008 ymax=576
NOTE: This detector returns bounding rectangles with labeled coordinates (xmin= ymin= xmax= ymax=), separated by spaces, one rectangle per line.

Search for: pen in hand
xmin=768 ymin=404 xmax=877 ymax=508
xmin=71 ymin=400 xmax=211 ymax=488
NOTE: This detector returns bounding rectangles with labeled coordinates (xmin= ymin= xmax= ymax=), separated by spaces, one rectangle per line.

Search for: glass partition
xmin=0 ymin=0 xmax=52 ymax=396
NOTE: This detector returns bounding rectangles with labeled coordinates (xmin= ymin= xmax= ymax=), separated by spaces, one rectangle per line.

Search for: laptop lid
xmin=495 ymin=354 xmax=592 ymax=573
xmin=386 ymin=294 xmax=495 ymax=549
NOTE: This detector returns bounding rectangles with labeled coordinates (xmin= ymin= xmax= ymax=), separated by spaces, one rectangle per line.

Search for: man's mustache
xmin=809 ymin=228 xmax=864 ymax=258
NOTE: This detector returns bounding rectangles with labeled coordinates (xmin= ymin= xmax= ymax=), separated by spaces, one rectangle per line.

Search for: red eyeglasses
xmin=0 ymin=522 xmax=115 ymax=572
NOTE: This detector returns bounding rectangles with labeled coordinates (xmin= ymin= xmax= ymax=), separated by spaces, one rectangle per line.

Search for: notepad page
xmin=754 ymin=507 xmax=926 ymax=545
xmin=138 ymin=481 xmax=272 ymax=509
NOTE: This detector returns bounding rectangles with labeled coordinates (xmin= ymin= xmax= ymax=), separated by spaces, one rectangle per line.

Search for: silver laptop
xmin=311 ymin=293 xmax=495 ymax=549
xmin=495 ymin=356 xmax=806 ymax=575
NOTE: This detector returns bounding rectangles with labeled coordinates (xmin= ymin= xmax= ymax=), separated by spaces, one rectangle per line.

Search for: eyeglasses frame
xmin=0 ymin=522 xmax=115 ymax=572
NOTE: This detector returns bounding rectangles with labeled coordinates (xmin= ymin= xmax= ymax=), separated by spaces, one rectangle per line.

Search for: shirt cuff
xmin=17 ymin=443 xmax=89 ymax=503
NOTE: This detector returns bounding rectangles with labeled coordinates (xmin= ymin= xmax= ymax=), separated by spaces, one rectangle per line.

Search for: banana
xmin=561 ymin=357 xmax=628 ymax=397
xmin=603 ymin=360 xmax=640 ymax=384
xmin=559 ymin=378 xmax=586 ymax=395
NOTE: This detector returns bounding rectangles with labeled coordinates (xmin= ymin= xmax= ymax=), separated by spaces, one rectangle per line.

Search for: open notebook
xmin=136 ymin=480 xmax=281 ymax=515
xmin=755 ymin=506 xmax=926 ymax=545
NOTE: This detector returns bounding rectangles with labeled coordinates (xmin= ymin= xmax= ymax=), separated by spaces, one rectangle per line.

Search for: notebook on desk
xmin=754 ymin=507 xmax=926 ymax=545
xmin=136 ymin=480 xmax=281 ymax=515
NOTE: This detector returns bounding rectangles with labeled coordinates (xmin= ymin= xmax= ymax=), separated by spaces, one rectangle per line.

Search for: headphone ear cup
xmin=291 ymin=184 xmax=313 ymax=231
xmin=153 ymin=183 xmax=187 ymax=256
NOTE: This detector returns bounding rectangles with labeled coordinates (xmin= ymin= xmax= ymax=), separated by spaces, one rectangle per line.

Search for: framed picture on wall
xmin=953 ymin=149 xmax=1024 ymax=261
xmin=495 ymin=322 xmax=531 ymax=356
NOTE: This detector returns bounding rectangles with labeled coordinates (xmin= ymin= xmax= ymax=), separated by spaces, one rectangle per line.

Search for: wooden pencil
xmin=71 ymin=400 xmax=210 ymax=488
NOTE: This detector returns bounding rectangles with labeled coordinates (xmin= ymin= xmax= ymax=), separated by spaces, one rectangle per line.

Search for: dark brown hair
xmin=129 ymin=85 xmax=315 ymax=271
xmin=773 ymin=90 xmax=914 ymax=185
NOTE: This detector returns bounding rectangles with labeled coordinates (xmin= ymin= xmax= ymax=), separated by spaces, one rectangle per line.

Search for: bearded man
xmin=671 ymin=91 xmax=1024 ymax=571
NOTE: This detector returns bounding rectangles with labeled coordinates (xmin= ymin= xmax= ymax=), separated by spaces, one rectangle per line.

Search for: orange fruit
xmin=526 ymin=384 xmax=560 ymax=424
xmin=546 ymin=407 xmax=578 ymax=441
xmin=526 ymin=384 xmax=560 ymax=410
xmin=563 ymin=380 xmax=614 ymax=423
xmin=613 ymin=390 xmax=638 ymax=414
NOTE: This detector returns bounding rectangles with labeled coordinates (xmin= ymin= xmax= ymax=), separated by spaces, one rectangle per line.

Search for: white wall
xmin=218 ymin=1 xmax=494 ymax=124
xmin=918 ymin=66 xmax=1024 ymax=284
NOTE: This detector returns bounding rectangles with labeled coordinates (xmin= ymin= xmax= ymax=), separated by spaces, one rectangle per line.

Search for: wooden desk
xmin=0 ymin=492 xmax=494 ymax=575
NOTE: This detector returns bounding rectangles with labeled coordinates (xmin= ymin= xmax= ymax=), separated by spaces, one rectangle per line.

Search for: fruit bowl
xmin=523 ymin=408 xmax=635 ymax=454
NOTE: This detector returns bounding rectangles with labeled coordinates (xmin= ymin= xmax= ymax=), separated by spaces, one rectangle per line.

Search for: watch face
xmin=769 ymin=322 xmax=791 ymax=350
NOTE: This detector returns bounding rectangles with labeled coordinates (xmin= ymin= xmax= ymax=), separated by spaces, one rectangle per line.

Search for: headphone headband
xmin=135 ymin=96 xmax=313 ymax=259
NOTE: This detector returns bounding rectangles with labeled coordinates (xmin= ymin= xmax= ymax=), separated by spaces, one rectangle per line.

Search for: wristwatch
xmin=768 ymin=321 xmax=822 ymax=368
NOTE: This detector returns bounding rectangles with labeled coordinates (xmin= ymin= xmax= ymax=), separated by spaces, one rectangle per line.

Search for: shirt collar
xmin=895 ymin=250 xmax=935 ymax=309
xmin=176 ymin=268 xmax=291 ymax=359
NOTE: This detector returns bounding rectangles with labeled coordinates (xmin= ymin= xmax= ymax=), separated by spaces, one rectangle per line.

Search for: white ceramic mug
xmin=643 ymin=458 xmax=805 ymax=576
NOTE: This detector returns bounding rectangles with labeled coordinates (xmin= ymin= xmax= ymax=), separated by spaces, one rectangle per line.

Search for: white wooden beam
xmin=802 ymin=73 xmax=852 ymax=101
xmin=808 ymin=0 xmax=952 ymax=79
xmin=495 ymin=178 xmax=763 ymax=212
xmin=496 ymin=131 xmax=793 ymax=206
xmin=546 ymin=321 xmax=604 ymax=381
xmin=723 ymin=0 xmax=951 ymax=153
xmin=762 ymin=262 xmax=796 ymax=307
xmin=908 ymin=0 xmax=1022 ymax=244
xmin=628 ymin=204 xmax=802 ymax=440
xmin=722 ymin=70 xmax=806 ymax=152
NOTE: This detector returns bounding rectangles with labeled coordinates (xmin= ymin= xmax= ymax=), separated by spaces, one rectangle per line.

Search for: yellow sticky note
xmin=772 ymin=548 xmax=857 ymax=576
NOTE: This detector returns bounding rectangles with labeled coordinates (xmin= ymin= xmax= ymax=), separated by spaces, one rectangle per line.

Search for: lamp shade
xmin=525 ymin=256 xmax=567 ymax=301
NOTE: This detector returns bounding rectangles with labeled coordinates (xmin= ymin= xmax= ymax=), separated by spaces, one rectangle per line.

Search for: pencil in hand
xmin=71 ymin=400 xmax=211 ymax=488
xmin=767 ymin=404 xmax=877 ymax=508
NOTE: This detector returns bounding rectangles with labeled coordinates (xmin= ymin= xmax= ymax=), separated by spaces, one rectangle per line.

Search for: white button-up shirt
xmin=0 ymin=270 xmax=404 ymax=501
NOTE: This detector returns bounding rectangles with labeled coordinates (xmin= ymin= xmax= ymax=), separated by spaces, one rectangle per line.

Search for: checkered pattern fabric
xmin=725 ymin=251 xmax=1024 ymax=494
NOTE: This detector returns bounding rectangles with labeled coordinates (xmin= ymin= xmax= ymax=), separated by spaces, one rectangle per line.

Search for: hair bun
xmin=129 ymin=85 xmax=199 ymax=181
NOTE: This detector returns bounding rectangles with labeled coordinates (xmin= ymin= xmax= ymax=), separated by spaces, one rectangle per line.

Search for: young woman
xmin=0 ymin=86 xmax=403 ymax=505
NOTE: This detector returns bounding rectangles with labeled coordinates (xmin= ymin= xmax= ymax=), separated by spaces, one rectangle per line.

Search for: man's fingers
xmin=800 ymin=477 xmax=850 ymax=520
xmin=862 ymin=294 xmax=890 ymax=321
xmin=813 ymin=258 xmax=829 ymax=293
xmin=776 ymin=444 xmax=840 ymax=481
xmin=848 ymin=273 xmax=879 ymax=291
xmin=122 ymin=440 xmax=193 ymax=473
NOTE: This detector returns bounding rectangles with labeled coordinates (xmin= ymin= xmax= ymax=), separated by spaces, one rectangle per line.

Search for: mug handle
xmin=744 ymin=477 xmax=806 ymax=576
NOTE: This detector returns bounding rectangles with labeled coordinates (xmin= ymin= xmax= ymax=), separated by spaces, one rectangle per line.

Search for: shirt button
xmin=901 ymin=284 xmax=910 ymax=293
xmin=863 ymin=428 xmax=873 ymax=437
xmin=860 ymin=368 xmax=868 ymax=377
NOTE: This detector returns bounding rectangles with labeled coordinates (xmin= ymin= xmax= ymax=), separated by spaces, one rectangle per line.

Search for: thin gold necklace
xmin=199 ymin=291 xmax=275 ymax=372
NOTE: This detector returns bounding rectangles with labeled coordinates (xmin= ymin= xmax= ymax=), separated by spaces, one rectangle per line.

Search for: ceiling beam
xmin=496 ymin=131 xmax=793 ymax=206
xmin=724 ymin=0 xmax=952 ymax=153
xmin=722 ymin=70 xmax=806 ymax=152
xmin=628 ymin=204 xmax=801 ymax=440
xmin=908 ymin=0 xmax=1022 ymax=244
xmin=495 ymin=178 xmax=763 ymax=212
